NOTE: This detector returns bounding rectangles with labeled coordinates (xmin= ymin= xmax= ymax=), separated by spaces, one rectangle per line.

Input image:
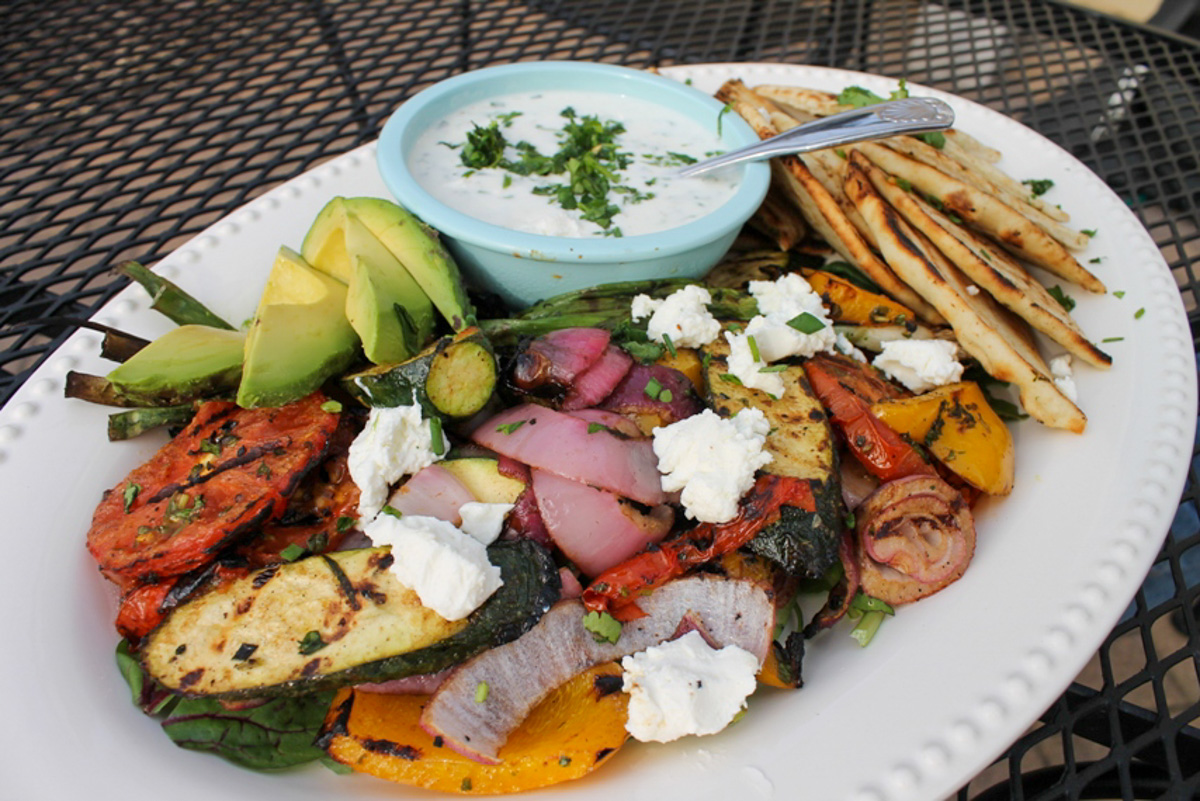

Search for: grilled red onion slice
xmin=532 ymin=468 xmax=673 ymax=577
xmin=473 ymin=403 xmax=667 ymax=506
xmin=563 ymin=408 xmax=644 ymax=439
xmin=510 ymin=327 xmax=610 ymax=394
xmin=355 ymin=667 xmax=454 ymax=695
xmin=561 ymin=344 xmax=633 ymax=411
xmin=856 ymin=475 xmax=975 ymax=605
xmin=421 ymin=574 xmax=773 ymax=764
xmin=600 ymin=363 xmax=703 ymax=427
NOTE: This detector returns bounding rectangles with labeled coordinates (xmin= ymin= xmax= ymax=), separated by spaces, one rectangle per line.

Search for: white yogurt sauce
xmin=408 ymin=90 xmax=740 ymax=237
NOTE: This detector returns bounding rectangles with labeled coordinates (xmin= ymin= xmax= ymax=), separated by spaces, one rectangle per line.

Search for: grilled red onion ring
xmin=856 ymin=475 xmax=975 ymax=605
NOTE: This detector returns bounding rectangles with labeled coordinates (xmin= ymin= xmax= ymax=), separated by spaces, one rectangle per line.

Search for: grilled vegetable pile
xmin=69 ymin=73 xmax=1108 ymax=797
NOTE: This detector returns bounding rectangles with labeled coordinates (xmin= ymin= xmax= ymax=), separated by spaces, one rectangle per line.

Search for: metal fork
xmin=675 ymin=96 xmax=955 ymax=178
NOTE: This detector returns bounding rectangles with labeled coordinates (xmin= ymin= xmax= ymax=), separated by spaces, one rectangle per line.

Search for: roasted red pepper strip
xmin=803 ymin=354 xmax=935 ymax=482
xmin=583 ymin=474 xmax=815 ymax=620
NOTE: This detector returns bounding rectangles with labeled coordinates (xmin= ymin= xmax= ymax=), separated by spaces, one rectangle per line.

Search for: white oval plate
xmin=0 ymin=63 xmax=1193 ymax=801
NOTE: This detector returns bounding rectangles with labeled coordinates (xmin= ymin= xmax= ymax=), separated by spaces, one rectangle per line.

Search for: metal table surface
xmin=1 ymin=0 xmax=1197 ymax=798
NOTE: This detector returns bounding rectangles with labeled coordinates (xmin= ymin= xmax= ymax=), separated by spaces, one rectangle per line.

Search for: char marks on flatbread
xmin=843 ymin=153 xmax=1086 ymax=433
xmin=857 ymin=152 xmax=1111 ymax=370
xmin=853 ymin=142 xmax=1105 ymax=294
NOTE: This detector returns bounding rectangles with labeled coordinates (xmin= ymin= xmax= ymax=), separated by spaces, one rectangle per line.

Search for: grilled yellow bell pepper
xmin=870 ymin=381 xmax=1014 ymax=495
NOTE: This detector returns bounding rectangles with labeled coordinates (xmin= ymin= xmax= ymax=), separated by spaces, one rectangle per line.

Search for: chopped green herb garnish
xmin=894 ymin=176 xmax=913 ymax=192
xmin=256 ymin=462 xmax=272 ymax=478
xmin=718 ymin=372 xmax=743 ymax=386
xmin=381 ymin=505 xmax=402 ymax=519
xmin=559 ymin=755 xmax=572 ymax=767
xmin=849 ymin=609 xmax=886 ymax=647
xmin=759 ymin=364 xmax=788 ymax=373
xmin=1135 ymin=307 xmax=1145 ymax=319
xmin=747 ymin=334 xmax=762 ymax=363
xmin=582 ymin=610 xmax=622 ymax=644
xmin=474 ymin=681 xmax=490 ymax=703
xmin=1090 ymin=257 xmax=1102 ymax=264
xmin=850 ymin=592 xmax=895 ymax=615
xmin=429 ymin=415 xmax=445 ymax=456
xmin=461 ymin=778 xmax=473 ymax=792
xmin=1102 ymin=336 xmax=1124 ymax=343
xmin=1082 ymin=228 xmax=1097 ymax=237
xmin=495 ymin=420 xmax=527 ymax=435
xmin=1022 ymin=178 xmax=1055 ymax=196
xmin=460 ymin=121 xmax=507 ymax=169
xmin=717 ymin=102 xmax=734 ymax=136
xmin=1047 ymin=285 xmax=1076 ymax=312
xmin=320 ymin=400 xmax=343 ymax=413
xmin=918 ymin=131 xmax=946 ymax=149
xmin=644 ymin=377 xmax=663 ymax=400
xmin=337 ymin=515 xmax=356 ymax=532
xmin=122 ymin=482 xmax=140 ymax=513
xmin=279 ymin=543 xmax=305 ymax=562
xmin=659 ymin=389 xmax=673 ymax=403
xmin=1113 ymin=290 xmax=1125 ymax=298
xmin=661 ymin=332 xmax=677 ymax=358
xmin=844 ymin=511 xmax=856 ymax=530
xmin=834 ymin=148 xmax=848 ymax=160
xmin=298 ymin=631 xmax=327 ymax=655
xmin=787 ymin=311 xmax=826 ymax=334
xmin=587 ymin=422 xmax=606 ymax=434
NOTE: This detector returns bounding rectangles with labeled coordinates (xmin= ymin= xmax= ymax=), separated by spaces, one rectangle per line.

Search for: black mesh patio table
xmin=2 ymin=1 xmax=1198 ymax=798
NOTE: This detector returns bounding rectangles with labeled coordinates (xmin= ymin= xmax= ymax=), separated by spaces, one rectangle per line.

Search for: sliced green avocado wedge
xmin=344 ymin=197 xmax=476 ymax=332
xmin=305 ymin=196 xmax=476 ymax=332
xmin=105 ymin=324 xmax=245 ymax=405
xmin=303 ymin=199 xmax=437 ymax=365
xmin=237 ymin=246 xmax=359 ymax=408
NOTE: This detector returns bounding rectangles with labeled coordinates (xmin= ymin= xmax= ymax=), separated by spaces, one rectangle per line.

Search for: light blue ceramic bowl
xmin=376 ymin=61 xmax=770 ymax=308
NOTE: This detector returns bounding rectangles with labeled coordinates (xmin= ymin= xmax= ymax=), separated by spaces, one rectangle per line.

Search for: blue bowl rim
xmin=376 ymin=60 xmax=770 ymax=263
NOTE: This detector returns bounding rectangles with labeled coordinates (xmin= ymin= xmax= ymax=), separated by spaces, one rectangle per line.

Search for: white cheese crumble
xmin=630 ymin=285 xmax=722 ymax=348
xmin=363 ymin=513 xmax=503 ymax=621
xmin=653 ymin=407 xmax=772 ymax=523
xmin=1049 ymin=354 xmax=1078 ymax=403
xmin=872 ymin=339 xmax=964 ymax=394
xmin=348 ymin=405 xmax=450 ymax=524
xmin=723 ymin=274 xmax=838 ymax=395
xmin=621 ymin=631 xmax=759 ymax=743
xmin=457 ymin=501 xmax=513 ymax=545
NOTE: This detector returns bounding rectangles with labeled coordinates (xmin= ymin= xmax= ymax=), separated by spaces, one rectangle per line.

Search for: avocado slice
xmin=305 ymin=196 xmax=475 ymax=332
xmin=303 ymin=199 xmax=437 ymax=365
xmin=237 ymin=246 xmax=359 ymax=408
xmin=346 ymin=197 xmax=476 ymax=331
xmin=440 ymin=457 xmax=528 ymax=504
xmin=105 ymin=324 xmax=245 ymax=405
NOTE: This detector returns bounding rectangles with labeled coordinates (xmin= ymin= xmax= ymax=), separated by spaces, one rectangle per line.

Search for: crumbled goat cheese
xmin=348 ymin=405 xmax=449 ymax=524
xmin=363 ymin=513 xmax=503 ymax=621
xmin=653 ymin=407 xmax=772 ymax=523
xmin=872 ymin=339 xmax=964 ymax=393
xmin=965 ymin=284 xmax=980 ymax=296
xmin=1049 ymin=354 xmax=1078 ymax=403
xmin=724 ymin=274 xmax=838 ymax=394
xmin=621 ymin=630 xmax=759 ymax=743
xmin=630 ymin=285 xmax=721 ymax=348
xmin=457 ymin=501 xmax=513 ymax=545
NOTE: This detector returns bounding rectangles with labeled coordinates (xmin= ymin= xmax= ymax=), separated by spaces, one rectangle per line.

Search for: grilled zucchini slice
xmin=703 ymin=336 xmax=842 ymax=578
xmin=141 ymin=539 xmax=559 ymax=699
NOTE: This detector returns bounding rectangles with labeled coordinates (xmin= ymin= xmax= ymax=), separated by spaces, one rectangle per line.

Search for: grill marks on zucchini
xmin=141 ymin=540 xmax=559 ymax=699
xmin=701 ymin=337 xmax=843 ymax=578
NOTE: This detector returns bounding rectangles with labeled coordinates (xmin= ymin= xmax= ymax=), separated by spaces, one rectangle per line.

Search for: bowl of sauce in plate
xmin=377 ymin=61 xmax=770 ymax=307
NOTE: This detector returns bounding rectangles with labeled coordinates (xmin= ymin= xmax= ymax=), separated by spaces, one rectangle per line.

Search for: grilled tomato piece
xmin=87 ymin=392 xmax=339 ymax=588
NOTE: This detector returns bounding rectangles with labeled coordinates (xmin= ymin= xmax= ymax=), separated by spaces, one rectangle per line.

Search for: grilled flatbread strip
xmin=844 ymin=154 xmax=1086 ymax=433
xmin=750 ymin=176 xmax=809 ymax=250
xmin=860 ymin=155 xmax=1112 ymax=369
xmin=853 ymin=142 xmax=1105 ymax=294
xmin=716 ymin=80 xmax=945 ymax=324
xmin=876 ymin=135 xmax=1084 ymax=247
